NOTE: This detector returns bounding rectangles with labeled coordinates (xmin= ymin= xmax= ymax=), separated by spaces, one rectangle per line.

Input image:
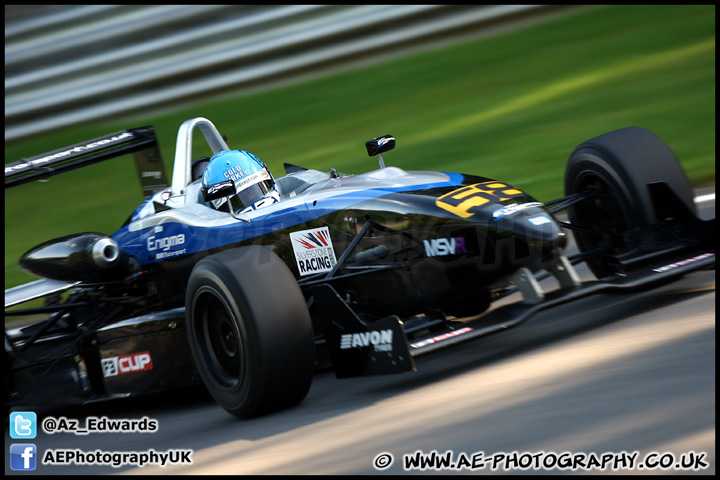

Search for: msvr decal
xmin=424 ymin=237 xmax=467 ymax=257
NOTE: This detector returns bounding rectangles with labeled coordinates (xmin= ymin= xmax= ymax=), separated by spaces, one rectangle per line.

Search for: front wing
xmin=316 ymin=247 xmax=714 ymax=376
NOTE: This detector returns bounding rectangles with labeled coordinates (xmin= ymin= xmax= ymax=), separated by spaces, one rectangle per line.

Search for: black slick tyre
xmin=185 ymin=245 xmax=315 ymax=418
xmin=564 ymin=127 xmax=695 ymax=279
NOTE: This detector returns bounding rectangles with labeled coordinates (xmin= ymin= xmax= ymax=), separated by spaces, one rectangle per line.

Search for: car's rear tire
xmin=564 ymin=127 xmax=695 ymax=279
xmin=185 ymin=245 xmax=315 ymax=418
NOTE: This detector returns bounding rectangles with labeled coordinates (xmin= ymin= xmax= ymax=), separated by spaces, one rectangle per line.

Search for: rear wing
xmin=4 ymin=126 xmax=169 ymax=198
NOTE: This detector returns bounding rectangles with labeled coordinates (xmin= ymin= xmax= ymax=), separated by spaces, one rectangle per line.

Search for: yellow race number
xmin=436 ymin=182 xmax=525 ymax=218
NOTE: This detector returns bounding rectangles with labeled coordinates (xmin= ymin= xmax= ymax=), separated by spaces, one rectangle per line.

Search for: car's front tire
xmin=185 ymin=245 xmax=315 ymax=418
xmin=564 ymin=127 xmax=695 ymax=279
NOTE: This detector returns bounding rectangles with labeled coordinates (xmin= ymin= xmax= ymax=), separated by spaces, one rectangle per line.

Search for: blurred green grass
xmin=4 ymin=5 xmax=715 ymax=289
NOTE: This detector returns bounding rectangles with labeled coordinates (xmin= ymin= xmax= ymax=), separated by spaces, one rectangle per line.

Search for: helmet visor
xmin=209 ymin=167 xmax=274 ymax=212
xmin=227 ymin=178 xmax=274 ymax=213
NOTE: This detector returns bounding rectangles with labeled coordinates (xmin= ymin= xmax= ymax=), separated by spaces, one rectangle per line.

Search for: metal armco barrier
xmin=5 ymin=5 xmax=570 ymax=141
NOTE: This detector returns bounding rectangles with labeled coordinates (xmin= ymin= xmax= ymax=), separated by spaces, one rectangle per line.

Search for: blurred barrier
xmin=5 ymin=5 xmax=569 ymax=141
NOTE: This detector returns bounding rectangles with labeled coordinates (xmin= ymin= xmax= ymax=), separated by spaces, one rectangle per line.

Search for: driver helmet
xmin=201 ymin=150 xmax=279 ymax=213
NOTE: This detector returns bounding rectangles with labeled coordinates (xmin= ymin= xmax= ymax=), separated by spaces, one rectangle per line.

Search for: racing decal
xmin=436 ymin=181 xmax=526 ymax=219
xmin=147 ymin=225 xmax=187 ymax=260
xmin=652 ymin=253 xmax=714 ymax=273
xmin=424 ymin=237 xmax=467 ymax=257
xmin=492 ymin=202 xmax=544 ymax=220
xmin=290 ymin=226 xmax=338 ymax=276
xmin=101 ymin=351 xmax=153 ymax=378
xmin=528 ymin=215 xmax=551 ymax=226
xmin=410 ymin=327 xmax=474 ymax=349
xmin=340 ymin=329 xmax=393 ymax=352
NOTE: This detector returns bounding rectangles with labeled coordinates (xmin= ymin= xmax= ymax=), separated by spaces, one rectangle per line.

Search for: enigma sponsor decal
xmin=147 ymin=233 xmax=185 ymax=252
xmin=290 ymin=226 xmax=338 ymax=276
xmin=146 ymin=225 xmax=187 ymax=260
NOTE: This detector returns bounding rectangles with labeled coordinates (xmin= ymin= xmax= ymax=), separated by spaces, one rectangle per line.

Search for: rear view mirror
xmin=365 ymin=135 xmax=395 ymax=157
xmin=365 ymin=135 xmax=395 ymax=168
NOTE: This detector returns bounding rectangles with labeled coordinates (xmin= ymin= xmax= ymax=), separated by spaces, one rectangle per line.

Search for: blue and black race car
xmin=5 ymin=117 xmax=715 ymax=418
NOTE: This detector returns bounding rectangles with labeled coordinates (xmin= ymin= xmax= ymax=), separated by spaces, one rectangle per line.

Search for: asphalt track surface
xmin=5 ymin=190 xmax=715 ymax=476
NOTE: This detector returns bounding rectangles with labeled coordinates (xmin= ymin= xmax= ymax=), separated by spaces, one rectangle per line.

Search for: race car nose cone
xmin=492 ymin=204 xmax=566 ymax=255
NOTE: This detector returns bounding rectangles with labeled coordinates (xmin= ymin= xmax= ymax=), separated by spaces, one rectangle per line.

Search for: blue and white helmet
xmin=201 ymin=150 xmax=279 ymax=213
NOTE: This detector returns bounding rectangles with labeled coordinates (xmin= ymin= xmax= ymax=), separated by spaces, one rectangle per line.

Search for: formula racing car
xmin=5 ymin=117 xmax=715 ymax=418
